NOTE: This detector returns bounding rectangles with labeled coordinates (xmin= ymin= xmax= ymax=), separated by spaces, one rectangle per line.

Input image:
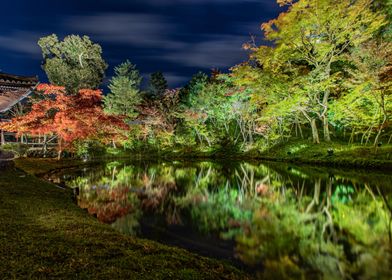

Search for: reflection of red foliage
xmin=78 ymin=187 xmax=133 ymax=224
xmin=256 ymin=183 xmax=269 ymax=196
xmin=78 ymin=179 xmax=179 ymax=225
xmin=140 ymin=182 xmax=176 ymax=210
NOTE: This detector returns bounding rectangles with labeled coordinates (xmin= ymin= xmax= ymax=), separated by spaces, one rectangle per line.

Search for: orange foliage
xmin=1 ymin=84 xmax=128 ymax=149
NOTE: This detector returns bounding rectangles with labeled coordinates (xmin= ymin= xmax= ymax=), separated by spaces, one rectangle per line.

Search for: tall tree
xmin=103 ymin=60 xmax=142 ymax=118
xmin=38 ymin=34 xmax=108 ymax=93
xmin=246 ymin=0 xmax=386 ymax=143
xmin=148 ymin=72 xmax=168 ymax=99
xmin=113 ymin=60 xmax=142 ymax=87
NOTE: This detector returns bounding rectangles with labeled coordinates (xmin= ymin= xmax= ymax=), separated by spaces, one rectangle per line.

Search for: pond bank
xmin=256 ymin=140 xmax=392 ymax=170
xmin=117 ymin=141 xmax=392 ymax=170
xmin=16 ymin=157 xmax=392 ymax=279
xmin=9 ymin=139 xmax=392 ymax=172
xmin=0 ymin=162 xmax=250 ymax=279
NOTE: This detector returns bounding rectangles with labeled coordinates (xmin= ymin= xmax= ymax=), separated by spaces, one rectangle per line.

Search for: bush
xmin=1 ymin=143 xmax=29 ymax=157
xmin=0 ymin=149 xmax=15 ymax=160
xmin=74 ymin=140 xmax=106 ymax=158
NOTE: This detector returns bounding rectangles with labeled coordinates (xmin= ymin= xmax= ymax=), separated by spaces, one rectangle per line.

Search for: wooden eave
xmin=0 ymin=72 xmax=39 ymax=113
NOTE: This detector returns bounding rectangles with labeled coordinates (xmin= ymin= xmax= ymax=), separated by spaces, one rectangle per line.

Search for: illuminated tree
xmin=1 ymin=84 xmax=127 ymax=159
xmin=259 ymin=0 xmax=386 ymax=142
xmin=103 ymin=60 xmax=142 ymax=118
xmin=38 ymin=34 xmax=108 ymax=93
xmin=331 ymin=39 xmax=392 ymax=145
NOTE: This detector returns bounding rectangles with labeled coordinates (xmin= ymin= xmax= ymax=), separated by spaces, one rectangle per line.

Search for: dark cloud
xmin=0 ymin=0 xmax=282 ymax=87
xmin=65 ymin=13 xmax=181 ymax=48
xmin=161 ymin=35 xmax=250 ymax=68
xmin=0 ymin=31 xmax=42 ymax=57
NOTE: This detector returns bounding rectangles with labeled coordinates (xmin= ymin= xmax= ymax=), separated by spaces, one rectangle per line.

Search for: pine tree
xmin=103 ymin=60 xmax=142 ymax=118
xmin=148 ymin=72 xmax=168 ymax=99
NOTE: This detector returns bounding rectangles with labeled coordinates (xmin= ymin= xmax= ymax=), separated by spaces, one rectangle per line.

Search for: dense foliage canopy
xmin=38 ymin=34 xmax=108 ymax=93
xmin=1 ymin=0 xmax=391 ymax=157
xmin=1 ymin=1 xmax=391 ymax=278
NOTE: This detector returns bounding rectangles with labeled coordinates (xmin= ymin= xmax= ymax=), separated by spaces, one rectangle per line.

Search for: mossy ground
xmin=258 ymin=140 xmax=392 ymax=169
xmin=11 ymin=137 xmax=392 ymax=172
xmin=0 ymin=162 xmax=250 ymax=279
xmin=14 ymin=158 xmax=88 ymax=175
xmin=100 ymin=139 xmax=392 ymax=170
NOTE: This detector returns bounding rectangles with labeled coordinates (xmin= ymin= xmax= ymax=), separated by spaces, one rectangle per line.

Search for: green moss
xmin=0 ymin=166 xmax=250 ymax=279
xmin=258 ymin=140 xmax=392 ymax=170
xmin=14 ymin=158 xmax=91 ymax=176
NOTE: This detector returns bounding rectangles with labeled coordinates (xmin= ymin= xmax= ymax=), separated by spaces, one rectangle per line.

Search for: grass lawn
xmin=0 ymin=163 xmax=250 ymax=279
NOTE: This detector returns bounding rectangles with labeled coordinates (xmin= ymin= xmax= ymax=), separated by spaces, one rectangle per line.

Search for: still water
xmin=47 ymin=160 xmax=392 ymax=278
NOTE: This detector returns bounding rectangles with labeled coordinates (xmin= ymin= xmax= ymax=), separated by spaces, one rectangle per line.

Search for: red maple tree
xmin=1 ymin=84 xmax=128 ymax=158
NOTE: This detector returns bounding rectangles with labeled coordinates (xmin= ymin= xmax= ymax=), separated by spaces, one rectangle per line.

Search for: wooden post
xmin=57 ymin=137 xmax=62 ymax=160
xmin=1 ymin=129 xmax=5 ymax=145
xmin=43 ymin=135 xmax=47 ymax=158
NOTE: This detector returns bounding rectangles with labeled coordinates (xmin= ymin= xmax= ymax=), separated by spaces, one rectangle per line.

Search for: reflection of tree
xmin=78 ymin=186 xmax=139 ymax=224
xmin=59 ymin=160 xmax=392 ymax=278
xmin=236 ymin=175 xmax=392 ymax=279
xmin=111 ymin=212 xmax=141 ymax=236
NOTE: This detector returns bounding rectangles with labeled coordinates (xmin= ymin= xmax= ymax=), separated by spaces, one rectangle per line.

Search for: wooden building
xmin=0 ymin=72 xmax=39 ymax=145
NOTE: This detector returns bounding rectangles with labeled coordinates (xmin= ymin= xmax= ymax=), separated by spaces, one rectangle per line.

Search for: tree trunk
xmin=374 ymin=115 xmax=387 ymax=146
xmin=194 ymin=129 xmax=203 ymax=145
xmin=311 ymin=119 xmax=320 ymax=144
xmin=204 ymin=134 xmax=212 ymax=147
xmin=374 ymin=96 xmax=388 ymax=147
xmin=323 ymin=115 xmax=331 ymax=142
xmin=321 ymin=88 xmax=331 ymax=142
xmin=295 ymin=118 xmax=304 ymax=139
xmin=298 ymin=123 xmax=304 ymax=139
xmin=301 ymin=110 xmax=320 ymax=144
xmin=349 ymin=129 xmax=355 ymax=144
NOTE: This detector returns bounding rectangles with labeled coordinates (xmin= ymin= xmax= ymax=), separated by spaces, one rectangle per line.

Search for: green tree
xmin=375 ymin=0 xmax=392 ymax=39
xmin=103 ymin=60 xmax=142 ymax=118
xmin=180 ymin=72 xmax=209 ymax=105
xmin=264 ymin=0 xmax=386 ymax=142
xmin=148 ymin=72 xmax=168 ymax=99
xmin=113 ymin=60 xmax=142 ymax=88
xmin=38 ymin=34 xmax=108 ymax=93
xmin=237 ymin=0 xmax=387 ymax=144
xmin=331 ymin=39 xmax=392 ymax=145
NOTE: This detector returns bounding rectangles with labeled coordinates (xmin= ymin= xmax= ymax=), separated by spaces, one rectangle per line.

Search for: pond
xmin=46 ymin=160 xmax=392 ymax=278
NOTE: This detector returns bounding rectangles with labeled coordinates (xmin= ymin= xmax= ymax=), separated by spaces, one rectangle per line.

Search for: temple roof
xmin=0 ymin=73 xmax=39 ymax=113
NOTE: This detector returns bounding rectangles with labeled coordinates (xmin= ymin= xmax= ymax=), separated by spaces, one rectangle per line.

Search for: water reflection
xmin=49 ymin=161 xmax=392 ymax=279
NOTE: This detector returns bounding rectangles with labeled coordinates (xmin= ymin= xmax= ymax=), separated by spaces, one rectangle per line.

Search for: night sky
xmin=0 ymin=0 xmax=283 ymax=88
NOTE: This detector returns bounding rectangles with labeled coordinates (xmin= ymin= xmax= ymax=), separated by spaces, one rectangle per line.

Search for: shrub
xmin=1 ymin=143 xmax=29 ymax=157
